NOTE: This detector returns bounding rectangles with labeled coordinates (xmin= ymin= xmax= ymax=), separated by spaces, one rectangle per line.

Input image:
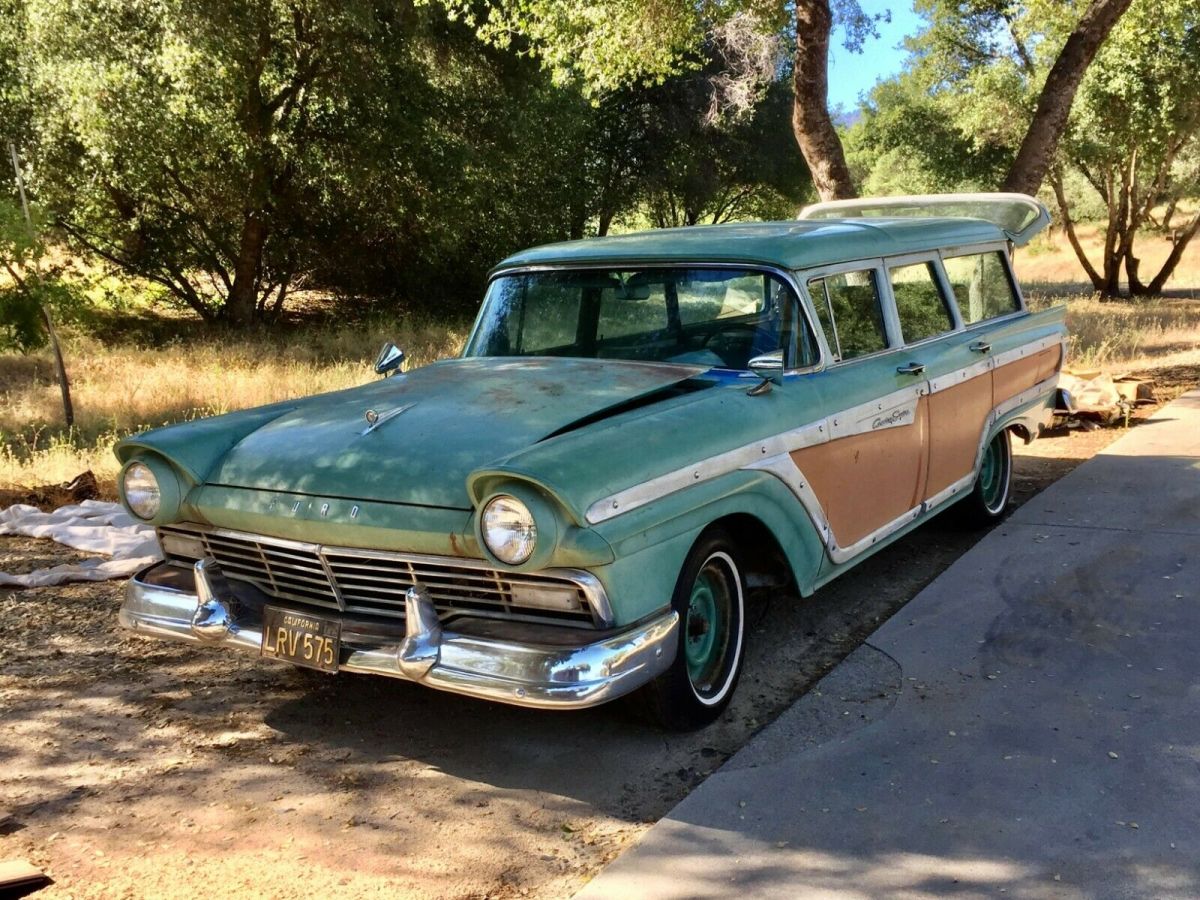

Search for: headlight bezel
xmin=119 ymin=455 xmax=184 ymax=525
xmin=476 ymin=485 xmax=561 ymax=570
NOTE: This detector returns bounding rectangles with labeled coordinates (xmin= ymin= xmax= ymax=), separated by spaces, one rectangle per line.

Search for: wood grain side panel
xmin=926 ymin=374 xmax=992 ymax=497
xmin=993 ymin=348 xmax=1058 ymax=405
xmin=1035 ymin=344 xmax=1064 ymax=383
xmin=792 ymin=397 xmax=928 ymax=547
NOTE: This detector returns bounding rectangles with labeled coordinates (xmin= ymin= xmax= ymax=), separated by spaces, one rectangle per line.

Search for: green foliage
xmin=0 ymin=198 xmax=85 ymax=351
xmin=844 ymin=0 xmax=1095 ymax=194
xmin=437 ymin=0 xmax=709 ymax=94
xmin=6 ymin=0 xmax=807 ymax=322
xmin=431 ymin=0 xmax=883 ymax=98
xmin=1053 ymin=0 xmax=1200 ymax=292
xmin=1064 ymin=0 xmax=1200 ymax=192
xmin=639 ymin=73 xmax=811 ymax=227
xmin=845 ymin=74 xmax=1011 ymax=194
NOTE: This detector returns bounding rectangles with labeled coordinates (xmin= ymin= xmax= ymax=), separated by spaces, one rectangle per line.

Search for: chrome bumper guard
xmin=119 ymin=560 xmax=678 ymax=709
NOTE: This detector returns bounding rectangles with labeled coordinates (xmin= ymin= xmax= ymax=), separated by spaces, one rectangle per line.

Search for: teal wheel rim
xmin=685 ymin=572 xmax=721 ymax=681
xmin=979 ymin=435 xmax=1007 ymax=510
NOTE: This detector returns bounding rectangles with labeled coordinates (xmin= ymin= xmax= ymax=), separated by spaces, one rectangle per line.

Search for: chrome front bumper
xmin=119 ymin=561 xmax=678 ymax=709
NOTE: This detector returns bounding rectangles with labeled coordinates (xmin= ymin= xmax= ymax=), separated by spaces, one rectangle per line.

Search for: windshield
xmin=465 ymin=267 xmax=816 ymax=370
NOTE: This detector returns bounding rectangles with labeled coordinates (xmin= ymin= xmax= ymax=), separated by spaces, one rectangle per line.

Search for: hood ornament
xmin=361 ymin=403 xmax=415 ymax=435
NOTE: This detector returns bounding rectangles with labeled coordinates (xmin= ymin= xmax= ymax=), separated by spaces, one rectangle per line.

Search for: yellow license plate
xmin=260 ymin=606 xmax=341 ymax=673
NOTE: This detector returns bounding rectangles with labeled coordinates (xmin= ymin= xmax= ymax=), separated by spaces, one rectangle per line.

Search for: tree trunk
xmin=1049 ymin=170 xmax=1104 ymax=291
xmin=568 ymin=202 xmax=586 ymax=241
xmin=1143 ymin=213 xmax=1200 ymax=295
xmin=226 ymin=209 xmax=267 ymax=325
xmin=1002 ymin=0 xmax=1134 ymax=195
xmin=1161 ymin=197 xmax=1178 ymax=231
xmin=792 ymin=0 xmax=856 ymax=201
xmin=39 ymin=304 xmax=74 ymax=428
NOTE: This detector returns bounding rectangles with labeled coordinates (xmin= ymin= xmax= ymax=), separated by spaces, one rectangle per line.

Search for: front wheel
xmin=634 ymin=527 xmax=746 ymax=730
xmin=961 ymin=430 xmax=1012 ymax=526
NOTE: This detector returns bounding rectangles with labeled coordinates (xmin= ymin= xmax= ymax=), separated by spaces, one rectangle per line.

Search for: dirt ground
xmin=0 ymin=398 xmax=1180 ymax=900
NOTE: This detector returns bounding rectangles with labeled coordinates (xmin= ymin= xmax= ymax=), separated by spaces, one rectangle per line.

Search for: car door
xmin=792 ymin=262 xmax=929 ymax=559
xmin=883 ymin=254 xmax=992 ymax=510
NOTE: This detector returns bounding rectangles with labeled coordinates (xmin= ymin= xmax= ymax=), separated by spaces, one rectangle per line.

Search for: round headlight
xmin=481 ymin=495 xmax=537 ymax=565
xmin=123 ymin=461 xmax=161 ymax=520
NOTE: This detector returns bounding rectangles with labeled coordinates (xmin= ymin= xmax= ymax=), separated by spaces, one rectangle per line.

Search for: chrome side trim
xmin=587 ymin=334 xmax=1061 ymax=526
xmin=586 ymin=383 xmax=927 ymax=524
xmin=119 ymin=566 xmax=678 ymax=710
xmin=590 ymin=363 xmax=1060 ymax=571
xmin=924 ymin=472 xmax=977 ymax=513
xmin=742 ymin=455 xmax=834 ymax=545
xmin=827 ymin=384 xmax=924 ymax=439
xmin=586 ymin=420 xmax=828 ymax=524
xmin=992 ymin=334 xmax=1063 ymax=370
xmin=585 ymin=372 xmax=1056 ymax=566
xmin=745 ymin=453 xmax=926 ymax=565
xmin=928 ymin=358 xmax=992 ymax=395
xmin=995 ymin=374 xmax=1059 ymax=420
xmin=643 ymin=382 xmax=1043 ymax=579
xmin=831 ymin=504 xmax=924 ymax=564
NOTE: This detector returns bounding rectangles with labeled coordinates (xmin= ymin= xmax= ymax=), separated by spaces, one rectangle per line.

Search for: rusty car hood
xmin=203 ymin=357 xmax=710 ymax=508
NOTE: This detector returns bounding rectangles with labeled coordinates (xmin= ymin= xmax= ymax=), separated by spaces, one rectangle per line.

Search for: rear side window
xmin=942 ymin=252 xmax=1021 ymax=324
xmin=890 ymin=262 xmax=955 ymax=344
xmin=807 ymin=270 xmax=888 ymax=362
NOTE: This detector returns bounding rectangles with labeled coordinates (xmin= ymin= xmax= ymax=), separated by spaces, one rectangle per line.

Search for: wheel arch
xmin=592 ymin=468 xmax=828 ymax=615
xmin=701 ymin=512 xmax=795 ymax=595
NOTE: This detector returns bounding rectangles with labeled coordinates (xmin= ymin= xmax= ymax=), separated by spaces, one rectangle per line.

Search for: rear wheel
xmin=635 ymin=527 xmax=746 ymax=730
xmin=961 ymin=430 xmax=1012 ymax=526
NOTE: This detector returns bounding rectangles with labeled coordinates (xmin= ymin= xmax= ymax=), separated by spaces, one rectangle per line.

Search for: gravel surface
xmin=0 ymin=415 xmax=1161 ymax=899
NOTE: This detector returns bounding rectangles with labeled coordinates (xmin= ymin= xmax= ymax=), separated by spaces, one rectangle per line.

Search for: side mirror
xmin=374 ymin=341 xmax=405 ymax=377
xmin=747 ymin=354 xmax=784 ymax=396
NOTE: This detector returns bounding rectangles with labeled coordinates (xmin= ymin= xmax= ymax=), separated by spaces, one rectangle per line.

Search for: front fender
xmin=588 ymin=468 xmax=828 ymax=624
xmin=115 ymin=401 xmax=300 ymax=485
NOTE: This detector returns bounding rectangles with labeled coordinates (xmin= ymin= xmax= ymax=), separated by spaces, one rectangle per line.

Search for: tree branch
xmin=1002 ymin=0 xmax=1134 ymax=194
xmin=1049 ymin=169 xmax=1104 ymax=289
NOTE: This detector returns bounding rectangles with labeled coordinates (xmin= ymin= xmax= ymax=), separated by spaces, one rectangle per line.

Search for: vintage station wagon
xmin=117 ymin=193 xmax=1065 ymax=728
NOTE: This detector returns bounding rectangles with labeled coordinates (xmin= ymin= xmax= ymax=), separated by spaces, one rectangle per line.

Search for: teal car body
xmin=116 ymin=193 xmax=1065 ymax=727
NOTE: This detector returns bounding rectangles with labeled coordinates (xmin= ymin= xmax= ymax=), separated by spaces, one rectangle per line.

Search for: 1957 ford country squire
xmin=117 ymin=193 xmax=1065 ymax=729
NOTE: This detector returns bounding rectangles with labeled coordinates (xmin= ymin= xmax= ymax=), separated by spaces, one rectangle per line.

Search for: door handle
xmin=896 ymin=362 xmax=926 ymax=376
xmin=969 ymin=341 xmax=992 ymax=353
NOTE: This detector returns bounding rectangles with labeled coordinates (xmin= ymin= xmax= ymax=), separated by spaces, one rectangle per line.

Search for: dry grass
xmin=1015 ymin=208 xmax=1200 ymax=292
xmin=0 ymin=318 xmax=469 ymax=491
xmin=1026 ymin=293 xmax=1200 ymax=372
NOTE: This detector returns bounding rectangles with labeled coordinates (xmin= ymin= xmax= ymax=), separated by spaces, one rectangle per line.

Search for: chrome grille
xmin=159 ymin=524 xmax=598 ymax=626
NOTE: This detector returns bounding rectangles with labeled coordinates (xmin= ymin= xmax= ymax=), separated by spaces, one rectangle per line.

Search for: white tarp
xmin=1058 ymin=370 xmax=1124 ymax=415
xmin=0 ymin=500 xmax=162 ymax=589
